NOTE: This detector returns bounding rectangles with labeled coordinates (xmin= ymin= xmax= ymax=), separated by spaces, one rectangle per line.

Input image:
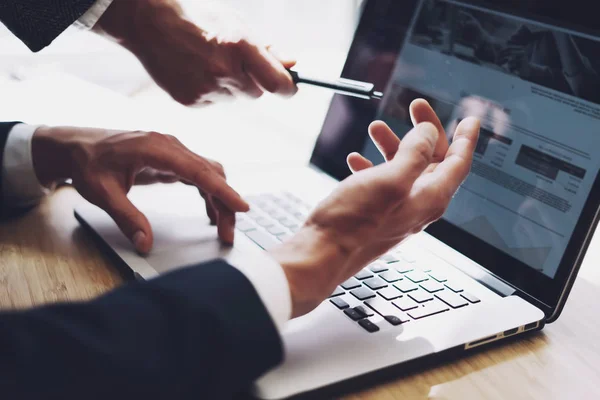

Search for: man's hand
xmin=269 ymin=100 xmax=480 ymax=317
xmin=96 ymin=0 xmax=297 ymax=106
xmin=32 ymin=126 xmax=249 ymax=253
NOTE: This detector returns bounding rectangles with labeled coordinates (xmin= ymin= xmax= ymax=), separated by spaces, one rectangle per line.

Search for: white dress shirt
xmin=2 ymin=0 xmax=292 ymax=330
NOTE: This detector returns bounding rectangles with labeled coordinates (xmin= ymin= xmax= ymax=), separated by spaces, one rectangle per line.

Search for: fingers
xmin=140 ymin=134 xmax=249 ymax=213
xmin=199 ymin=190 xmax=218 ymax=226
xmin=100 ymin=186 xmax=153 ymax=254
xmin=267 ymin=45 xmax=297 ymax=69
xmin=241 ymin=41 xmax=297 ymax=97
xmin=236 ymin=72 xmax=265 ymax=99
xmin=389 ymin=121 xmax=439 ymax=184
xmin=214 ymin=199 xmax=236 ymax=245
xmin=347 ymin=152 xmax=373 ymax=173
xmin=134 ymin=168 xmax=180 ymax=185
xmin=368 ymin=121 xmax=401 ymax=162
xmin=428 ymin=117 xmax=480 ymax=190
xmin=409 ymin=99 xmax=448 ymax=161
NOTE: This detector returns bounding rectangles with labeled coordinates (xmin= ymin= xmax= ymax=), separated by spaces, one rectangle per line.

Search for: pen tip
xmin=372 ymin=91 xmax=383 ymax=99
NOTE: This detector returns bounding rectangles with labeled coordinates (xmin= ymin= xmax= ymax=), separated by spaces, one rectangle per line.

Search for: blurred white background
xmin=0 ymin=0 xmax=366 ymax=166
xmin=0 ymin=0 xmax=364 ymax=95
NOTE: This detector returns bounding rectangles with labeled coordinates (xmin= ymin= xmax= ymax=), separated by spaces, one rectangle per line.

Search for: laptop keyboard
xmin=236 ymin=192 xmax=482 ymax=333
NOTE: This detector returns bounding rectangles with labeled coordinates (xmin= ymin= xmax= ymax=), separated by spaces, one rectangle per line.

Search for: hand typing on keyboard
xmin=268 ymin=100 xmax=480 ymax=318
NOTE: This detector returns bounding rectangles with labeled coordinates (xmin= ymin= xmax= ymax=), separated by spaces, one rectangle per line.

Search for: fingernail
xmin=133 ymin=231 xmax=146 ymax=251
xmin=460 ymin=117 xmax=481 ymax=132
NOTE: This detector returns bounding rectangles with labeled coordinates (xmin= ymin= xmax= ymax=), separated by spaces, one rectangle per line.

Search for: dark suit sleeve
xmin=0 ymin=0 xmax=97 ymax=52
xmin=0 ymin=122 xmax=22 ymax=211
xmin=0 ymin=260 xmax=284 ymax=399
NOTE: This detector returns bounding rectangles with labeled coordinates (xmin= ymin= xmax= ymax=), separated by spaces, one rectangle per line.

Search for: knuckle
xmin=211 ymin=161 xmax=226 ymax=176
xmin=412 ymin=140 xmax=434 ymax=166
xmin=191 ymin=164 xmax=215 ymax=187
xmin=163 ymin=134 xmax=182 ymax=145
xmin=235 ymin=37 xmax=254 ymax=52
xmin=262 ymin=79 xmax=280 ymax=94
xmin=144 ymin=131 xmax=165 ymax=143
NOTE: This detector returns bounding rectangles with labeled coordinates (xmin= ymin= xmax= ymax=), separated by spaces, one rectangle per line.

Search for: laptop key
xmin=420 ymin=280 xmax=445 ymax=293
xmin=404 ymin=270 xmax=430 ymax=283
xmin=293 ymin=211 xmax=307 ymax=220
xmin=358 ymin=318 xmax=380 ymax=333
xmin=379 ymin=269 xmax=403 ymax=283
xmin=330 ymin=297 xmax=349 ymax=309
xmin=408 ymin=289 xmax=434 ymax=303
xmin=267 ymin=225 xmax=287 ymax=236
xmin=330 ymin=286 xmax=344 ymax=297
xmin=350 ymin=286 xmax=376 ymax=300
xmin=393 ymin=297 xmax=419 ymax=311
xmin=254 ymin=217 xmax=275 ymax=227
xmin=435 ymin=291 xmax=468 ymax=308
xmin=394 ymin=280 xmax=418 ymax=293
xmin=378 ymin=286 xmax=402 ymax=300
xmin=395 ymin=262 xmax=415 ymax=274
xmin=344 ymin=307 xmax=366 ymax=321
xmin=341 ymin=277 xmax=361 ymax=290
xmin=399 ymin=253 xmax=417 ymax=263
xmin=279 ymin=218 xmax=298 ymax=228
xmin=363 ymin=276 xmax=388 ymax=290
xmin=268 ymin=210 xmax=288 ymax=220
xmin=379 ymin=254 xmax=400 ymax=264
xmin=245 ymin=230 xmax=280 ymax=251
xmin=429 ymin=272 xmax=448 ymax=283
xmin=461 ymin=292 xmax=481 ymax=304
xmin=418 ymin=264 xmax=433 ymax=272
xmin=354 ymin=269 xmax=374 ymax=280
xmin=236 ymin=220 xmax=257 ymax=232
xmin=368 ymin=262 xmax=388 ymax=273
xmin=277 ymin=233 xmax=293 ymax=242
xmin=356 ymin=305 xmax=374 ymax=316
xmin=444 ymin=282 xmax=464 ymax=293
xmin=408 ymin=300 xmax=449 ymax=319
xmin=365 ymin=297 xmax=409 ymax=325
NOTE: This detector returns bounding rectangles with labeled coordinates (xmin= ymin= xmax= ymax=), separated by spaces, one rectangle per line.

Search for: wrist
xmin=96 ymin=0 xmax=188 ymax=52
xmin=31 ymin=127 xmax=77 ymax=187
xmin=269 ymin=225 xmax=349 ymax=318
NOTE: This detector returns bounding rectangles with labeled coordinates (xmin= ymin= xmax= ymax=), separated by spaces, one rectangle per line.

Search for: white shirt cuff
xmin=2 ymin=124 xmax=50 ymax=208
xmin=75 ymin=0 xmax=115 ymax=29
xmin=227 ymin=254 xmax=292 ymax=332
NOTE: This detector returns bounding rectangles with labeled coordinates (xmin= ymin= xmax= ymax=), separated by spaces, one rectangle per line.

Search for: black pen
xmin=287 ymin=69 xmax=383 ymax=100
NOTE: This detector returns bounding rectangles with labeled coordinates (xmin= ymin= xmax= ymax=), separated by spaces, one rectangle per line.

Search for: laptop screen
xmin=310 ymin=0 xmax=600 ymax=309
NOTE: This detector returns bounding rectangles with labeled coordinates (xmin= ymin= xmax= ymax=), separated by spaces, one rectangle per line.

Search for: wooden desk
xmin=2 ymin=186 xmax=600 ymax=400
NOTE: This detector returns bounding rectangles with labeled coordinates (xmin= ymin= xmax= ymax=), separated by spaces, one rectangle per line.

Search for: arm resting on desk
xmin=0 ymin=261 xmax=284 ymax=399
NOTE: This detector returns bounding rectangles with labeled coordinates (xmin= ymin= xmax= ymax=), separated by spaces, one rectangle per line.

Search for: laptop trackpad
xmin=76 ymin=186 xmax=234 ymax=277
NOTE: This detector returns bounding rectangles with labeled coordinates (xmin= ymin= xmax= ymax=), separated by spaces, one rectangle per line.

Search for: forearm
xmin=95 ymin=0 xmax=189 ymax=52
xmin=0 ymin=262 xmax=283 ymax=399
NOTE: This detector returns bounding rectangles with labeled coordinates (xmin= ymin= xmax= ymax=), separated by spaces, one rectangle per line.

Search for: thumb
xmin=102 ymin=191 xmax=153 ymax=254
xmin=389 ymin=121 xmax=438 ymax=183
xmin=266 ymin=45 xmax=297 ymax=68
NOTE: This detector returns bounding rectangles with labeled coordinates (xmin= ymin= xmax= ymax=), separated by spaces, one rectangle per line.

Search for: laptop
xmin=74 ymin=0 xmax=600 ymax=398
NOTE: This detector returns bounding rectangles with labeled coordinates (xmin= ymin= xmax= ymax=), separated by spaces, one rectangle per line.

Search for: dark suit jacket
xmin=0 ymin=0 xmax=97 ymax=52
xmin=0 ymin=5 xmax=285 ymax=398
